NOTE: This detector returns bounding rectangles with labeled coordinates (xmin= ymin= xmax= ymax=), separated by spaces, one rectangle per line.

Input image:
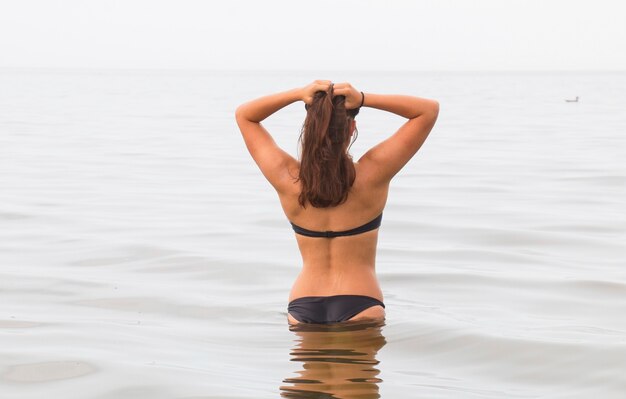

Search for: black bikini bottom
xmin=288 ymin=295 xmax=385 ymax=324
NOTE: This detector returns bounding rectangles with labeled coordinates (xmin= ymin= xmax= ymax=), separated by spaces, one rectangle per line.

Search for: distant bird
xmin=565 ymin=96 xmax=579 ymax=102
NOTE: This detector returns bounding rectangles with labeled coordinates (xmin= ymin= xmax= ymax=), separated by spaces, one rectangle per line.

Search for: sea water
xmin=1 ymin=68 xmax=625 ymax=398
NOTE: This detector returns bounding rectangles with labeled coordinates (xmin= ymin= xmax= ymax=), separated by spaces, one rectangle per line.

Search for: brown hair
xmin=297 ymin=88 xmax=359 ymax=208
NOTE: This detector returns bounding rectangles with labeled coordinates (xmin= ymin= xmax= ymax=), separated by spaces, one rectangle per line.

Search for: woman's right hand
xmin=332 ymin=82 xmax=362 ymax=109
xmin=300 ymin=80 xmax=333 ymax=106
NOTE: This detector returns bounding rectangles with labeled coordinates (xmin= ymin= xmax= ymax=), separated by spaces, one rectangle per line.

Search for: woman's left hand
xmin=300 ymin=80 xmax=332 ymax=105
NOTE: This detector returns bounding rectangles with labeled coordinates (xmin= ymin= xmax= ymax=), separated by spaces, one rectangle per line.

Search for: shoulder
xmin=347 ymin=162 xmax=391 ymax=210
xmin=353 ymin=161 xmax=391 ymax=192
xmin=273 ymin=160 xmax=301 ymax=195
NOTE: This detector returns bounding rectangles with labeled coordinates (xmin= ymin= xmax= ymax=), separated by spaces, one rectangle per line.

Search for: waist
xmin=290 ymin=266 xmax=382 ymax=302
xmin=301 ymin=260 xmax=376 ymax=271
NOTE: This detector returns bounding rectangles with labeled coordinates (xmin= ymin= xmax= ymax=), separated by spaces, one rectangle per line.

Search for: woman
xmin=235 ymin=80 xmax=439 ymax=325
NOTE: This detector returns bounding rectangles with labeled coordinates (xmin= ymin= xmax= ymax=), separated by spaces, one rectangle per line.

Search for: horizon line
xmin=1 ymin=66 xmax=625 ymax=74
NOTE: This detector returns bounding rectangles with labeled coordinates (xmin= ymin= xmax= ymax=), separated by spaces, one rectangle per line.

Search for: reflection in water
xmin=281 ymin=319 xmax=387 ymax=399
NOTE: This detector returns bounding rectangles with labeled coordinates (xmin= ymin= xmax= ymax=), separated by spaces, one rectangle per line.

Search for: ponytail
xmin=297 ymin=89 xmax=358 ymax=208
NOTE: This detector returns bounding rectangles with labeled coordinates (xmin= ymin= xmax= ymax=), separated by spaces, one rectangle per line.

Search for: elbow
xmin=430 ymin=100 xmax=440 ymax=117
xmin=234 ymin=104 xmax=245 ymax=122
xmin=424 ymin=99 xmax=439 ymax=123
xmin=235 ymin=103 xmax=259 ymax=124
xmin=412 ymin=99 xmax=439 ymax=121
xmin=406 ymin=99 xmax=439 ymax=124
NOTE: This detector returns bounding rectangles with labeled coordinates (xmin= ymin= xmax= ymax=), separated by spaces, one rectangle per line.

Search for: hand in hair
xmin=300 ymin=80 xmax=332 ymax=105
xmin=332 ymin=82 xmax=362 ymax=110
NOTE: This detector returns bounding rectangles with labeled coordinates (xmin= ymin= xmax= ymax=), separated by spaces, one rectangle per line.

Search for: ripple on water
xmin=1 ymin=360 xmax=97 ymax=383
xmin=0 ymin=320 xmax=43 ymax=328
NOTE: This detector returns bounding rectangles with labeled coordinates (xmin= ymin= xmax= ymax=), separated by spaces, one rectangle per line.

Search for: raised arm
xmin=235 ymin=80 xmax=332 ymax=192
xmin=333 ymin=83 xmax=439 ymax=186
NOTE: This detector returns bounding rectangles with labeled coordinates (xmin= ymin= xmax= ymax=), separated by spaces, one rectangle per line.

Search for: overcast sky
xmin=1 ymin=0 xmax=625 ymax=71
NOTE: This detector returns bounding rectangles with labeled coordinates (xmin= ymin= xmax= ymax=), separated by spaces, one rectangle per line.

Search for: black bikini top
xmin=290 ymin=213 xmax=383 ymax=238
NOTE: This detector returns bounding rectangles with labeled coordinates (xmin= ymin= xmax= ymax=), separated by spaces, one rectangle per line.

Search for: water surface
xmin=1 ymin=68 xmax=625 ymax=398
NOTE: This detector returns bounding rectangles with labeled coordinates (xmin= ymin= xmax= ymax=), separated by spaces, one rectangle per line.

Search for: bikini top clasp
xmin=289 ymin=213 xmax=383 ymax=238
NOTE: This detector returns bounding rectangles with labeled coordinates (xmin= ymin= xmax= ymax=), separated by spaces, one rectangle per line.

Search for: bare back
xmin=278 ymin=162 xmax=389 ymax=302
